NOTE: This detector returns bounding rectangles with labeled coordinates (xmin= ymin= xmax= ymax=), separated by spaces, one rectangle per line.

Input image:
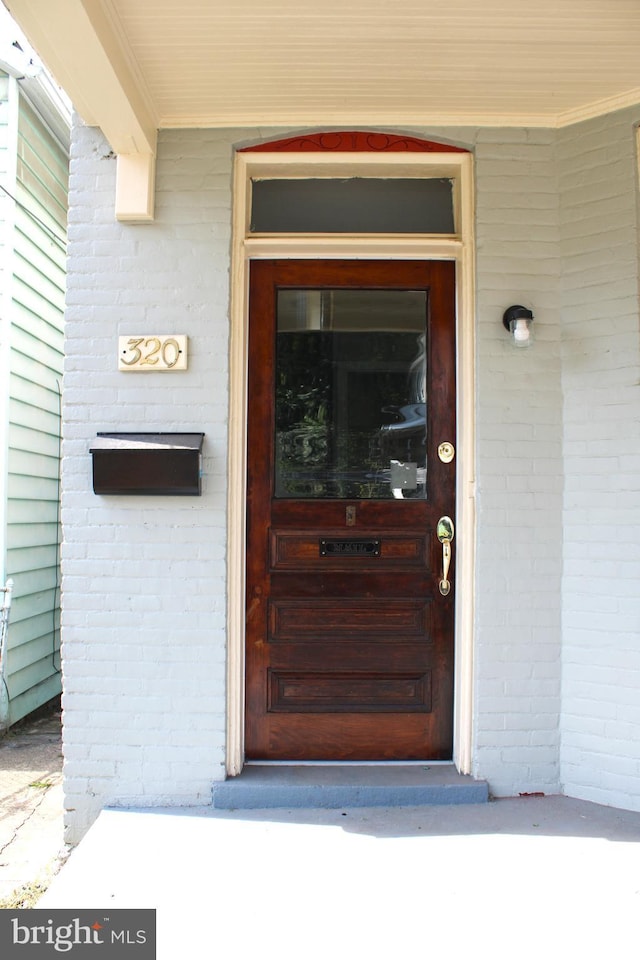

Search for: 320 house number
xmin=118 ymin=335 xmax=188 ymax=371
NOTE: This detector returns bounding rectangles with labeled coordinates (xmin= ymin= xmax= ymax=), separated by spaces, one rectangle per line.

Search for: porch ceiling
xmin=7 ymin=0 xmax=640 ymax=132
xmin=5 ymin=0 xmax=640 ymax=217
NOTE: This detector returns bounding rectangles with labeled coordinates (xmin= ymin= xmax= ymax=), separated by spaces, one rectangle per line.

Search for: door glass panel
xmin=275 ymin=289 xmax=428 ymax=499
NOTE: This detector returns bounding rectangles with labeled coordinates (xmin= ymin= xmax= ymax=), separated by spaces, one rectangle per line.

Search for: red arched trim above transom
xmin=239 ymin=131 xmax=469 ymax=153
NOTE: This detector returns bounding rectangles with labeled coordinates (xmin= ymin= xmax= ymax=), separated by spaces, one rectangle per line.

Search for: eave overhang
xmin=6 ymin=0 xmax=157 ymax=220
xmin=6 ymin=0 xmax=640 ymax=222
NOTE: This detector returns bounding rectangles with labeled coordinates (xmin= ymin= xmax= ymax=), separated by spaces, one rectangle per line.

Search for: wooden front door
xmin=245 ymin=260 xmax=456 ymax=760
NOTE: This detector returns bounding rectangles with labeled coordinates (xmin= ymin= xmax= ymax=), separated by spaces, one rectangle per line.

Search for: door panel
xmin=245 ymin=260 xmax=456 ymax=760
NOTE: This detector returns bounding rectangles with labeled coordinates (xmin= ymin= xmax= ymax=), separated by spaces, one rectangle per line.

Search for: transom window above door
xmin=250 ymin=178 xmax=455 ymax=234
xmin=237 ymin=131 xmax=470 ymax=241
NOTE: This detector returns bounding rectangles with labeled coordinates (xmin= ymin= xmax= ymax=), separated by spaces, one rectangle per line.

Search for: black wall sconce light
xmin=503 ymin=305 xmax=534 ymax=348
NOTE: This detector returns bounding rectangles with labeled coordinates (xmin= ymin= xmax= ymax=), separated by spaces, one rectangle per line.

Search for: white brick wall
xmin=559 ymin=108 xmax=640 ymax=812
xmin=472 ymin=128 xmax=563 ymax=796
xmin=64 ymin=115 xmax=640 ymax=839
xmin=62 ymin=121 xmax=569 ymax=839
xmin=62 ymin=124 xmax=243 ymax=841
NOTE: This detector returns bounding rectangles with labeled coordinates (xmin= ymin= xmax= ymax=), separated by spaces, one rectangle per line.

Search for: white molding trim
xmin=162 ymin=89 xmax=640 ymax=132
xmin=556 ymin=87 xmax=640 ymax=128
xmin=226 ymin=149 xmax=476 ymax=777
xmin=161 ymin=113 xmax=552 ymax=129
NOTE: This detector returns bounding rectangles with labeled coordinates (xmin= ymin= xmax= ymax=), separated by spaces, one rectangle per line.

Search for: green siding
xmin=4 ymin=92 xmax=67 ymax=726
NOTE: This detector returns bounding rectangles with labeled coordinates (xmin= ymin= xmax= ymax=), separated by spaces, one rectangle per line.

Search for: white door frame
xmin=226 ymin=147 xmax=476 ymax=775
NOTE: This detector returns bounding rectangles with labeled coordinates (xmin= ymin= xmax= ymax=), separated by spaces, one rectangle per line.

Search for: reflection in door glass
xmin=275 ymin=289 xmax=428 ymax=499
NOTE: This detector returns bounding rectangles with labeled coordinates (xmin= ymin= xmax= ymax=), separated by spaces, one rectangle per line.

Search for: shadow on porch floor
xmin=39 ymin=795 xmax=640 ymax=960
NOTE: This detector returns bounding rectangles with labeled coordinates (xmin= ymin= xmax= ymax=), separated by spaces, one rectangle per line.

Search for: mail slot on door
xmin=319 ymin=539 xmax=381 ymax=557
xmin=90 ymin=432 xmax=204 ymax=495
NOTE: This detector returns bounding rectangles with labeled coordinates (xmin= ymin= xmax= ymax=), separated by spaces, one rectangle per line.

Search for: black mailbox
xmin=90 ymin=433 xmax=205 ymax=495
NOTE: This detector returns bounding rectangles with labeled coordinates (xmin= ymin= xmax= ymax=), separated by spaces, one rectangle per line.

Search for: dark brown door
xmin=245 ymin=260 xmax=456 ymax=760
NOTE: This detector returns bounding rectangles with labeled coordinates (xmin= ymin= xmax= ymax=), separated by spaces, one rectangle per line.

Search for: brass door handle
xmin=436 ymin=516 xmax=454 ymax=596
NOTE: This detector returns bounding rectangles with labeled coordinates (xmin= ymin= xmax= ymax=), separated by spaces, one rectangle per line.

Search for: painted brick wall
xmin=63 ymin=120 xmax=566 ymax=840
xmin=61 ymin=124 xmax=243 ymax=840
xmin=472 ymin=128 xmax=563 ymax=796
xmin=559 ymin=108 xmax=640 ymax=811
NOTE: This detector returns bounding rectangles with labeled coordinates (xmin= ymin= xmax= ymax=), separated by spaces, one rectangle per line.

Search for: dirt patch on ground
xmin=0 ymin=699 xmax=66 ymax=906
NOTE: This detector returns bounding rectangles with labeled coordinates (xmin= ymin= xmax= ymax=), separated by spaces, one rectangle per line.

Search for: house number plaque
xmin=118 ymin=335 xmax=188 ymax=371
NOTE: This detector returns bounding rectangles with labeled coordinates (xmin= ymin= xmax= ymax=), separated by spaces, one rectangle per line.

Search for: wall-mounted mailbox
xmin=90 ymin=433 xmax=205 ymax=495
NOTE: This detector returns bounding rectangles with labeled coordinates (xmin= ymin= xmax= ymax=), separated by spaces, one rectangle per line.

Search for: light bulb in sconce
xmin=513 ymin=316 xmax=530 ymax=344
xmin=503 ymin=305 xmax=534 ymax=348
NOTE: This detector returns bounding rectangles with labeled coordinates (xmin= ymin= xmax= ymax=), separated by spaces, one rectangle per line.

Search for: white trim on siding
xmin=0 ymin=75 xmax=19 ymax=578
xmin=0 ymin=73 xmax=19 ymax=725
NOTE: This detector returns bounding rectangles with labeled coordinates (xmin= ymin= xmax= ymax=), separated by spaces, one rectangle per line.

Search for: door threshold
xmin=214 ymin=763 xmax=488 ymax=809
xmin=244 ymin=760 xmax=455 ymax=767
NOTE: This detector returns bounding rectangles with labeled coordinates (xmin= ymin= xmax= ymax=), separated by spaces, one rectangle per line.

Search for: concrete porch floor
xmin=39 ymin=796 xmax=640 ymax=960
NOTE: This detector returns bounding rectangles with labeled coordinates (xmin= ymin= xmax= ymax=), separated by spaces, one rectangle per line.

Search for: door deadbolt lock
xmin=438 ymin=442 xmax=455 ymax=464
